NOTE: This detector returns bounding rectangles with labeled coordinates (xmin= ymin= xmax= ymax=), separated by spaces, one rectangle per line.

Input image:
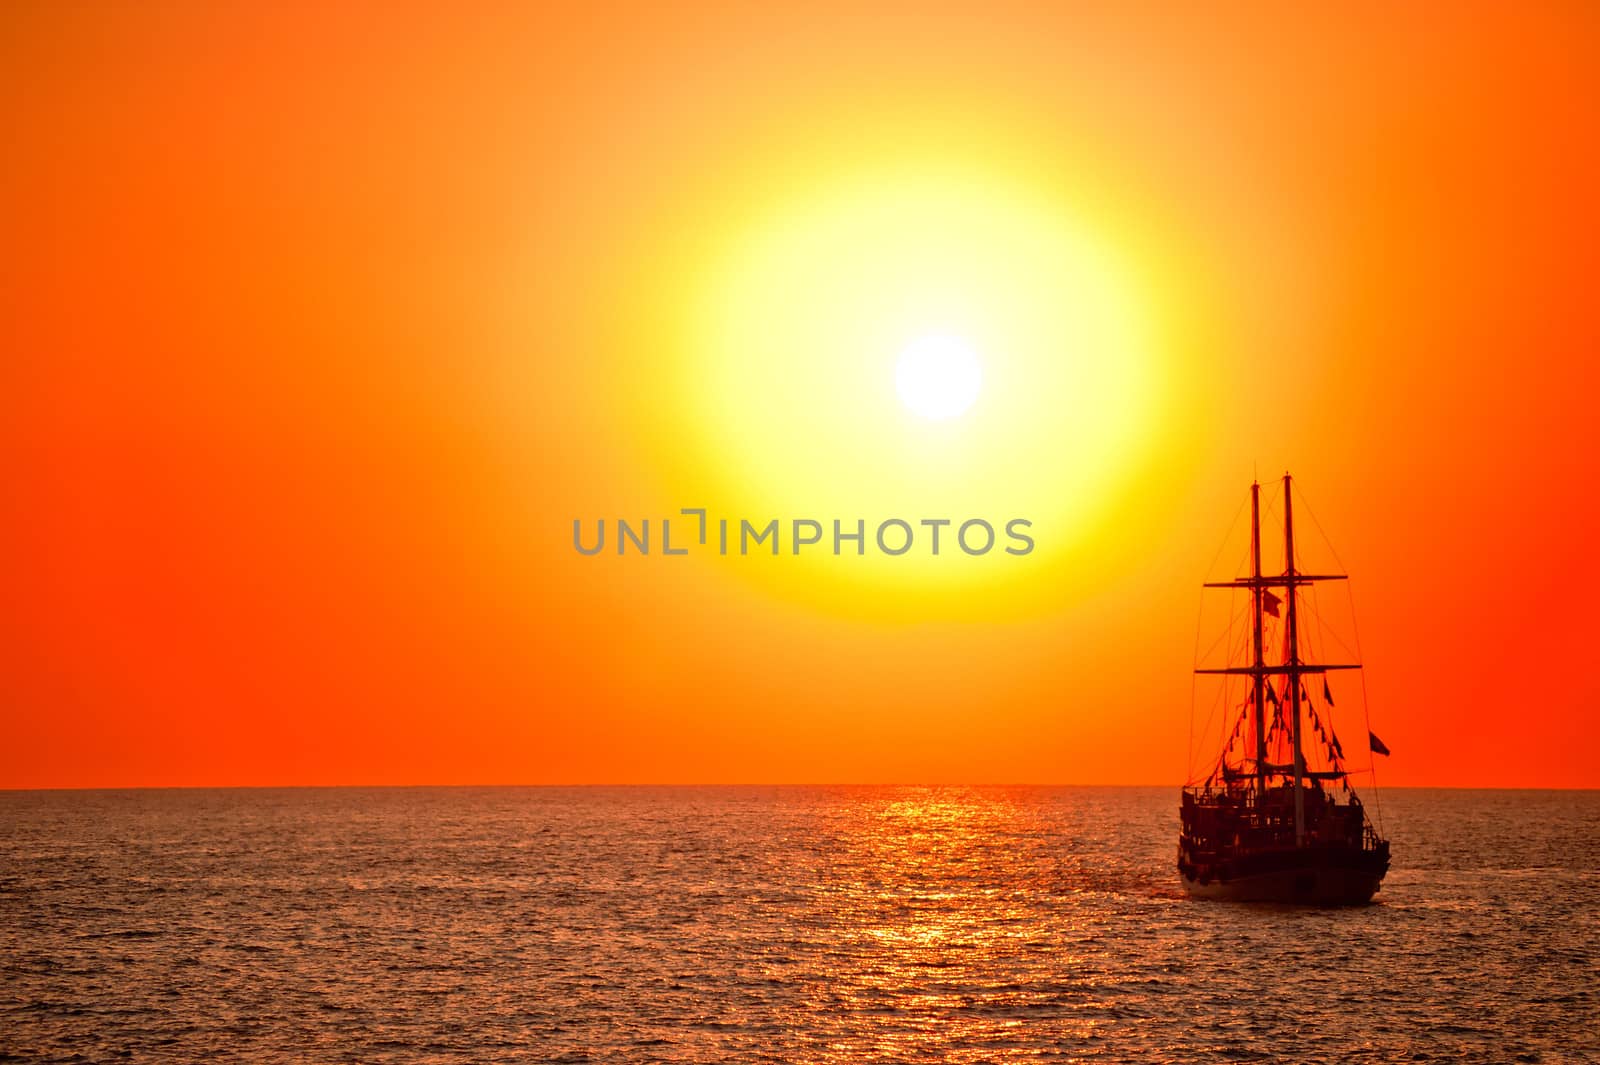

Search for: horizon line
xmin=4 ymin=782 xmax=1597 ymax=793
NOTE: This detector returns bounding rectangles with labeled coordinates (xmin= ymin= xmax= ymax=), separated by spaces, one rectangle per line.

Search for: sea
xmin=1 ymin=787 xmax=1596 ymax=1064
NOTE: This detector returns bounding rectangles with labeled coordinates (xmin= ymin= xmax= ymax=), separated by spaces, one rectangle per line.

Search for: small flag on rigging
xmin=1261 ymin=589 xmax=1282 ymax=618
xmin=1369 ymin=731 xmax=1391 ymax=757
xmin=1323 ymin=679 xmax=1335 ymax=705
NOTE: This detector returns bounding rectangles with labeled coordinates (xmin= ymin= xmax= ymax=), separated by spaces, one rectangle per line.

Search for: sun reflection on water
xmin=785 ymin=787 xmax=1114 ymax=1058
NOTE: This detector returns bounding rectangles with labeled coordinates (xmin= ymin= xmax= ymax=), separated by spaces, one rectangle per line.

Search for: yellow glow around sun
xmin=658 ymin=163 xmax=1168 ymax=604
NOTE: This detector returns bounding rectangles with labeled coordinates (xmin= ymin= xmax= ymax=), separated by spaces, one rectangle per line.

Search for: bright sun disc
xmin=668 ymin=165 xmax=1168 ymax=600
xmin=896 ymin=333 xmax=983 ymax=419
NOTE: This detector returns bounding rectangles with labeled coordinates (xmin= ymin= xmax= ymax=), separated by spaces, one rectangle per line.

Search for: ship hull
xmin=1180 ymin=846 xmax=1386 ymax=906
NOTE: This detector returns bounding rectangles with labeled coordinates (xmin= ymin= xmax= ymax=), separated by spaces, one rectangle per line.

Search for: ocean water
xmin=1 ymin=787 xmax=1596 ymax=1064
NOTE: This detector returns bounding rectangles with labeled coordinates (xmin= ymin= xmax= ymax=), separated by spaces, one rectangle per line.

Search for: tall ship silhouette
xmin=1180 ymin=474 xmax=1391 ymax=904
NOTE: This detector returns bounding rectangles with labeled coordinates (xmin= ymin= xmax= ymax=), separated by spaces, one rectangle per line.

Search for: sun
xmin=896 ymin=333 xmax=983 ymax=419
xmin=652 ymin=162 xmax=1172 ymax=603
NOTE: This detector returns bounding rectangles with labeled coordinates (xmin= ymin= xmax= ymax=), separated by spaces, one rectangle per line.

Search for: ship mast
xmin=1195 ymin=474 xmax=1359 ymax=828
xmin=1283 ymin=473 xmax=1306 ymax=846
xmin=1249 ymin=482 xmax=1267 ymax=796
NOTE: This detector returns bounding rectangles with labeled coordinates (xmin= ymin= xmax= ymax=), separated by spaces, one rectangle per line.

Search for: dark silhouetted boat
xmin=1179 ymin=474 xmax=1391 ymax=905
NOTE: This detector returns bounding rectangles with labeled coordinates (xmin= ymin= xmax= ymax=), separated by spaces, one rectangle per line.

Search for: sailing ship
xmin=1179 ymin=474 xmax=1391 ymax=904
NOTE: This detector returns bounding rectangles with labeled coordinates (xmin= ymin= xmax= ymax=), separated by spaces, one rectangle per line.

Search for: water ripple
xmin=1 ymin=786 xmax=1595 ymax=1063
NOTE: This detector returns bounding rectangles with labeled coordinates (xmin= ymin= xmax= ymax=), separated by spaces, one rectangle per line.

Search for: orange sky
xmin=5 ymin=3 xmax=1598 ymax=788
